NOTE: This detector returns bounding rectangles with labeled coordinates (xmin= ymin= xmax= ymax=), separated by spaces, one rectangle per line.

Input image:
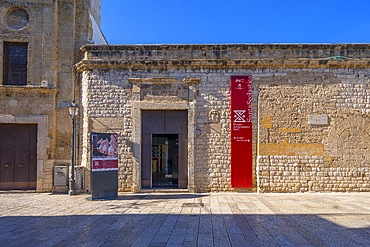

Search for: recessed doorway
xmin=0 ymin=123 xmax=37 ymax=190
xmin=141 ymin=110 xmax=188 ymax=189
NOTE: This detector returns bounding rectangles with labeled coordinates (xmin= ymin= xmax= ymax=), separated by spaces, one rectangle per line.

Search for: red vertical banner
xmin=230 ymin=75 xmax=253 ymax=188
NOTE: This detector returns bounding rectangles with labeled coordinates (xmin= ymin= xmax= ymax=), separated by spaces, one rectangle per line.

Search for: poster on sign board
xmin=91 ymin=132 xmax=118 ymax=172
xmin=230 ymin=75 xmax=253 ymax=188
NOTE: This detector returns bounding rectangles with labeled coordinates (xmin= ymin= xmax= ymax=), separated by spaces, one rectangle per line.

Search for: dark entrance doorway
xmin=0 ymin=124 xmax=37 ymax=190
xmin=142 ymin=110 xmax=188 ymax=189
xmin=152 ymin=134 xmax=178 ymax=187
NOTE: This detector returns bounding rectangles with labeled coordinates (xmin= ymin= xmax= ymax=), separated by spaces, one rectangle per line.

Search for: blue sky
xmin=101 ymin=0 xmax=370 ymax=44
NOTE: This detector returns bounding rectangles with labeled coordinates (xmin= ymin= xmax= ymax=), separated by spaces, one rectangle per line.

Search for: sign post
xmin=90 ymin=132 xmax=119 ymax=200
xmin=230 ymin=75 xmax=253 ymax=188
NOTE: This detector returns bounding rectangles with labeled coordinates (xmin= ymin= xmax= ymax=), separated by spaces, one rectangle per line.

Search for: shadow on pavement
xmin=84 ymin=193 xmax=206 ymax=201
xmin=0 ymin=212 xmax=368 ymax=246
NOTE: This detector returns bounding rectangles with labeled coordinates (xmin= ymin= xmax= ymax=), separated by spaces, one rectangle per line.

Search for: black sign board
xmin=90 ymin=132 xmax=118 ymax=200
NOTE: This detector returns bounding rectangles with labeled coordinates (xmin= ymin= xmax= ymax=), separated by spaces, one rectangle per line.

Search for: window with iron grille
xmin=3 ymin=42 xmax=28 ymax=85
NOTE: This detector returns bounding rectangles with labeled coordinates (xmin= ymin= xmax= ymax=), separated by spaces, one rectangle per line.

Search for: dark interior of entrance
xmin=152 ymin=134 xmax=178 ymax=187
xmin=141 ymin=110 xmax=188 ymax=189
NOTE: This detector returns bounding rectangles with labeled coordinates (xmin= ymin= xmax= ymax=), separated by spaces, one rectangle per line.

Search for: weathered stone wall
xmin=0 ymin=0 xmax=101 ymax=191
xmin=81 ymin=69 xmax=134 ymax=191
xmin=0 ymin=86 xmax=56 ymax=191
xmin=258 ymin=156 xmax=369 ymax=192
xmin=90 ymin=0 xmax=101 ymax=27
xmin=78 ymin=44 xmax=370 ymax=193
xmin=79 ymin=66 xmax=247 ymax=192
xmin=257 ymin=71 xmax=370 ymax=192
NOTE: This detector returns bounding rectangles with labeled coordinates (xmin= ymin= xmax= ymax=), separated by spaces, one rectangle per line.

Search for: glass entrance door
xmin=152 ymin=134 xmax=178 ymax=187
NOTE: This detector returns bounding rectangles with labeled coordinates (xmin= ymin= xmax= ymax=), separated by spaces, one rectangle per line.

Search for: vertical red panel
xmin=230 ymin=75 xmax=253 ymax=188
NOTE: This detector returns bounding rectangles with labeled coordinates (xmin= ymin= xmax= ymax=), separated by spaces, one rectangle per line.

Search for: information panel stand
xmin=90 ymin=132 xmax=119 ymax=200
xmin=230 ymin=75 xmax=253 ymax=188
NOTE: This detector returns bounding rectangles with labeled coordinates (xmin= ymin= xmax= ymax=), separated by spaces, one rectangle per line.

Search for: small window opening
xmin=4 ymin=42 xmax=28 ymax=85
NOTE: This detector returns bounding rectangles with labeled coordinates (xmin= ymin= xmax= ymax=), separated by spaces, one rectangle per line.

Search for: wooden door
xmin=0 ymin=124 xmax=37 ymax=190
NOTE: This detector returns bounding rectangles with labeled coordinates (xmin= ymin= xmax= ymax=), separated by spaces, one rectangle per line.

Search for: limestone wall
xmin=257 ymin=71 xmax=370 ymax=192
xmin=78 ymin=44 xmax=370 ymax=193
xmin=0 ymin=0 xmax=101 ymax=191
xmin=81 ymin=69 xmax=133 ymax=191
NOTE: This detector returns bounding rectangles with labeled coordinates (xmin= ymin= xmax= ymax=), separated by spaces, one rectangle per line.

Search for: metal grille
xmin=4 ymin=42 xmax=27 ymax=85
xmin=74 ymin=167 xmax=84 ymax=190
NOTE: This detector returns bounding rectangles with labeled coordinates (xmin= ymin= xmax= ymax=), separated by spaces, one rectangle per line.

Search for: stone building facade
xmin=0 ymin=0 xmax=105 ymax=191
xmin=76 ymin=44 xmax=370 ymax=193
xmin=1 ymin=1 xmax=369 ymax=193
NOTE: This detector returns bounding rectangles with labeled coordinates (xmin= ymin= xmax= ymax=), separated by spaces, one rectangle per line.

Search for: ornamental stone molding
xmin=5 ymin=7 xmax=29 ymax=30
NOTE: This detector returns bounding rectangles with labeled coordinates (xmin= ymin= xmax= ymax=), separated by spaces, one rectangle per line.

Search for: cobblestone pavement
xmin=0 ymin=192 xmax=369 ymax=247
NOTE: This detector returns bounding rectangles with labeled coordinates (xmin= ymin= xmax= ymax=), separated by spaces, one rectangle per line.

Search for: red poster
xmin=92 ymin=159 xmax=118 ymax=171
xmin=230 ymin=75 xmax=253 ymax=188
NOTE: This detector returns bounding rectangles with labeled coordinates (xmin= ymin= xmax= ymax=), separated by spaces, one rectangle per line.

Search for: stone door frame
xmin=0 ymin=114 xmax=50 ymax=191
xmin=129 ymin=78 xmax=199 ymax=192
xmin=131 ymin=101 xmax=196 ymax=192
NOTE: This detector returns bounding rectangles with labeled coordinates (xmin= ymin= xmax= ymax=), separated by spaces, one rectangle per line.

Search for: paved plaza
xmin=0 ymin=192 xmax=369 ymax=246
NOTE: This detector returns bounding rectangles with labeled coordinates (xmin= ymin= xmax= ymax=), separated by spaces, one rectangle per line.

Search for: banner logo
xmin=233 ymin=110 xmax=246 ymax=122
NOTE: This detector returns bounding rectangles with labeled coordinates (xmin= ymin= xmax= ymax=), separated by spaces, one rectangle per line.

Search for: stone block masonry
xmin=257 ymin=74 xmax=370 ymax=192
xmin=0 ymin=0 xmax=103 ymax=192
xmin=257 ymin=156 xmax=369 ymax=192
xmin=76 ymin=44 xmax=370 ymax=193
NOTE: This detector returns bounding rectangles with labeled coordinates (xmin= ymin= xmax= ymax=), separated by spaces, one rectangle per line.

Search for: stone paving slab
xmin=0 ymin=192 xmax=369 ymax=246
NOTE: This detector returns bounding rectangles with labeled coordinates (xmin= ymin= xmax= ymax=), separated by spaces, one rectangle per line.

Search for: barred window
xmin=4 ymin=42 xmax=28 ymax=85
